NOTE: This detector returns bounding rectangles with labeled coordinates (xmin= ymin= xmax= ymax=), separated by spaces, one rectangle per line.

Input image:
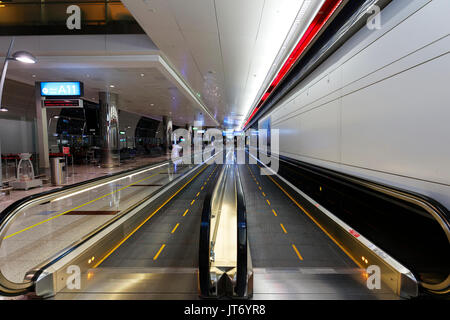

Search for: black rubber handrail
xmin=277 ymin=154 xmax=450 ymax=228
xmin=0 ymin=157 xmax=184 ymax=296
xmin=0 ymin=158 xmax=171 ymax=225
xmin=235 ymin=166 xmax=248 ymax=297
xmin=271 ymin=152 xmax=450 ymax=294
xmin=198 ymin=191 xmax=213 ymax=297
xmin=0 ymin=160 xmax=170 ymax=296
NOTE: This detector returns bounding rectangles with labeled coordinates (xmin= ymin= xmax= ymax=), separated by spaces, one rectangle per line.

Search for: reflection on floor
xmin=0 ymin=154 xmax=170 ymax=213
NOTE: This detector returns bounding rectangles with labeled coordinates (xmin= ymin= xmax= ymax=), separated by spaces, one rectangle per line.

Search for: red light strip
xmin=243 ymin=0 xmax=343 ymax=128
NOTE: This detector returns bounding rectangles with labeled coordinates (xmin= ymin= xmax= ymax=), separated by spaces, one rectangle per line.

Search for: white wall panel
xmin=0 ymin=119 xmax=36 ymax=154
xmin=341 ymin=52 xmax=450 ymax=184
xmin=261 ymin=0 xmax=450 ymax=208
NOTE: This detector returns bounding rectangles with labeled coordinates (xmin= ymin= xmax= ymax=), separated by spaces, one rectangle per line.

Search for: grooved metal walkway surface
xmin=239 ymin=164 xmax=398 ymax=300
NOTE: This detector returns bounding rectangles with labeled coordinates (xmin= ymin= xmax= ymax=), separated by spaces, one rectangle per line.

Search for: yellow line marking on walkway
xmin=93 ymin=165 xmax=208 ymax=268
xmin=272 ymin=209 xmax=278 ymax=217
xmin=266 ymin=173 xmax=364 ymax=269
xmin=201 ymin=186 xmax=204 ymax=190
xmin=292 ymin=244 xmax=303 ymax=261
xmin=266 ymin=199 xmax=271 ymax=206
xmin=183 ymin=209 xmax=189 ymax=217
xmin=153 ymin=244 xmax=166 ymax=260
xmin=196 ymin=192 xmax=200 ymax=197
xmin=4 ymin=169 xmax=164 ymax=240
xmin=262 ymin=192 xmax=266 ymax=197
xmin=280 ymin=223 xmax=287 ymax=234
xmin=191 ymin=199 xmax=195 ymax=205
xmin=171 ymin=223 xmax=180 ymax=234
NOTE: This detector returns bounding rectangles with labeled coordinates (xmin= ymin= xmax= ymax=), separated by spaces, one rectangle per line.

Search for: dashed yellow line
xmin=93 ymin=165 xmax=208 ymax=268
xmin=262 ymin=192 xmax=266 ymax=197
xmin=266 ymin=173 xmax=363 ymax=269
xmin=201 ymin=186 xmax=204 ymax=190
xmin=153 ymin=244 xmax=166 ymax=260
xmin=171 ymin=223 xmax=180 ymax=234
xmin=266 ymin=199 xmax=271 ymax=206
xmin=272 ymin=209 xmax=278 ymax=217
xmin=183 ymin=209 xmax=189 ymax=217
xmin=196 ymin=192 xmax=200 ymax=197
xmin=280 ymin=223 xmax=287 ymax=234
xmin=292 ymin=244 xmax=303 ymax=261
xmin=191 ymin=199 xmax=195 ymax=205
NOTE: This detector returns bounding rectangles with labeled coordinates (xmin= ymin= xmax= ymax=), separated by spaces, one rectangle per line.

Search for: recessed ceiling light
xmin=109 ymin=85 xmax=115 ymax=88
xmin=150 ymin=103 xmax=154 ymax=106
xmin=140 ymin=73 xmax=145 ymax=77
xmin=0 ymin=108 xmax=8 ymax=112
xmin=32 ymin=74 xmax=36 ymax=78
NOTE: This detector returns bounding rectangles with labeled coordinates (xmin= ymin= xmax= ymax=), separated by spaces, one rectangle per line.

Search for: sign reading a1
xmin=40 ymin=82 xmax=83 ymax=97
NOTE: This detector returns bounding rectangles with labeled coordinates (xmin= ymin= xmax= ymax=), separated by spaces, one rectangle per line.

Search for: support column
xmin=35 ymin=82 xmax=49 ymax=170
xmin=99 ymin=91 xmax=120 ymax=168
xmin=162 ymin=115 xmax=172 ymax=154
xmin=185 ymin=123 xmax=192 ymax=140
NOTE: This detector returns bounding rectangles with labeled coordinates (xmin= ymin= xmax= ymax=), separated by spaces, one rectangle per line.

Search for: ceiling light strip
xmin=243 ymin=0 xmax=343 ymax=129
xmin=242 ymin=0 xmax=320 ymax=125
xmin=157 ymin=56 xmax=219 ymax=126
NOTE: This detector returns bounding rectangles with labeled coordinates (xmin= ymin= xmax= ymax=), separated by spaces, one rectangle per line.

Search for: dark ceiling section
xmin=0 ymin=0 xmax=144 ymax=36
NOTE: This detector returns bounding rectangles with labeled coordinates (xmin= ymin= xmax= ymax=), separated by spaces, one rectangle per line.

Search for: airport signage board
xmin=63 ymin=147 xmax=70 ymax=155
xmin=43 ymin=99 xmax=84 ymax=108
xmin=40 ymin=81 xmax=83 ymax=97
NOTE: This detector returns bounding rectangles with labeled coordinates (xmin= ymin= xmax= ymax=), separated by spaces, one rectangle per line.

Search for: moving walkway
xmin=0 ymin=149 xmax=448 ymax=299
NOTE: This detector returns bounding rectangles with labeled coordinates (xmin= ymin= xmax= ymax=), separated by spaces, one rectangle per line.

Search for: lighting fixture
xmin=12 ymin=51 xmax=37 ymax=64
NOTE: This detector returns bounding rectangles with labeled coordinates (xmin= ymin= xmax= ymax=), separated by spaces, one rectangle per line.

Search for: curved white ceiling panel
xmin=123 ymin=0 xmax=311 ymax=128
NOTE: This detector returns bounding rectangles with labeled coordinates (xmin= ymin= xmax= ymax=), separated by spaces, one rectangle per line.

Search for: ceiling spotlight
xmin=150 ymin=103 xmax=154 ymax=106
xmin=140 ymin=73 xmax=145 ymax=77
xmin=32 ymin=74 xmax=36 ymax=78
xmin=109 ymin=85 xmax=115 ymax=88
xmin=11 ymin=51 xmax=37 ymax=64
xmin=0 ymin=107 xmax=8 ymax=112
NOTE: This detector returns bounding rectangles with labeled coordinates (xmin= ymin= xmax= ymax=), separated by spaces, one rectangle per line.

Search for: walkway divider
xmin=198 ymin=164 xmax=253 ymax=299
